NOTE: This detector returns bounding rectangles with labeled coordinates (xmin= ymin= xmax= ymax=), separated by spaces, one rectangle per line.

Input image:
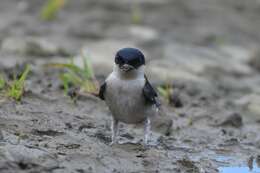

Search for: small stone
xmin=247 ymin=96 xmax=260 ymax=116
xmin=31 ymin=129 xmax=64 ymax=136
xmin=68 ymin=23 xmax=104 ymax=40
xmin=121 ymin=133 xmax=134 ymax=140
xmin=1 ymin=37 xmax=71 ymax=57
xmin=151 ymin=112 xmax=173 ymax=136
xmin=256 ymin=155 xmax=260 ymax=167
xmin=94 ymin=131 xmax=110 ymax=144
xmin=0 ymin=130 xmax=3 ymax=141
xmin=142 ymin=159 xmax=151 ymax=167
xmin=222 ymin=138 xmax=239 ymax=146
xmin=214 ymin=113 xmax=243 ymax=128
xmin=78 ymin=122 xmax=95 ymax=132
xmin=129 ymin=26 xmax=159 ymax=41
xmin=169 ymin=92 xmax=183 ymax=108
xmin=65 ymin=123 xmax=73 ymax=129
xmin=178 ymin=113 xmax=186 ymax=117
xmin=67 ymin=87 xmax=80 ymax=102
xmin=248 ymin=156 xmax=254 ymax=171
xmin=57 ymin=144 xmax=80 ymax=150
xmin=249 ymin=49 xmax=260 ymax=71
xmin=177 ymin=158 xmax=199 ymax=173
xmin=76 ymin=169 xmax=85 ymax=173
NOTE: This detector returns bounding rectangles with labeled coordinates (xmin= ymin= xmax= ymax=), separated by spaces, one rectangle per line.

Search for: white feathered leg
xmin=110 ymin=117 xmax=118 ymax=145
xmin=144 ymin=117 xmax=151 ymax=146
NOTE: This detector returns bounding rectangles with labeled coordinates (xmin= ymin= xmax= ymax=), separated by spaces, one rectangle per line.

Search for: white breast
xmin=104 ymin=72 xmax=151 ymax=124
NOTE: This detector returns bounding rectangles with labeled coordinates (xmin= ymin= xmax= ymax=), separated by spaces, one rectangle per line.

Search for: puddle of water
xmin=219 ymin=166 xmax=260 ymax=173
xmin=215 ymin=155 xmax=233 ymax=163
xmin=218 ymin=158 xmax=260 ymax=173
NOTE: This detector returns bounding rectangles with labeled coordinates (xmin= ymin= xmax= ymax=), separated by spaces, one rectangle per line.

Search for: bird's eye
xmin=115 ymin=56 xmax=124 ymax=65
xmin=128 ymin=58 xmax=140 ymax=68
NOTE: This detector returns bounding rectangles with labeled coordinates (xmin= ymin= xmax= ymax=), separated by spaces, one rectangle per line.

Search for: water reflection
xmin=219 ymin=156 xmax=260 ymax=173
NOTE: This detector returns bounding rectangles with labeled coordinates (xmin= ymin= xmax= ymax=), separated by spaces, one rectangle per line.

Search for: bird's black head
xmin=115 ymin=48 xmax=145 ymax=72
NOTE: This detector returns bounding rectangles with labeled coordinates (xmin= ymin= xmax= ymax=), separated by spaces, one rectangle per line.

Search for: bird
xmin=98 ymin=47 xmax=164 ymax=146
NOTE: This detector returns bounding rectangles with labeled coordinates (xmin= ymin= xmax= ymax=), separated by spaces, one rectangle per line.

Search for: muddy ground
xmin=1 ymin=0 xmax=260 ymax=172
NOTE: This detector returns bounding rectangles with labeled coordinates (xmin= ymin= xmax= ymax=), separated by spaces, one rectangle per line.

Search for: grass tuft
xmin=131 ymin=4 xmax=142 ymax=24
xmin=157 ymin=83 xmax=173 ymax=104
xmin=40 ymin=0 xmax=66 ymax=21
xmin=46 ymin=52 xmax=98 ymax=97
xmin=7 ymin=65 xmax=31 ymax=101
xmin=0 ymin=74 xmax=5 ymax=90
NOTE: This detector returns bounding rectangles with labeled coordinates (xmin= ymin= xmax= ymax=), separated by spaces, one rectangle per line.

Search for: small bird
xmin=99 ymin=48 xmax=162 ymax=146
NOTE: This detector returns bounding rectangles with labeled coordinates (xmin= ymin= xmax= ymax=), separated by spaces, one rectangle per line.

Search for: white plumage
xmin=105 ymin=65 xmax=156 ymax=124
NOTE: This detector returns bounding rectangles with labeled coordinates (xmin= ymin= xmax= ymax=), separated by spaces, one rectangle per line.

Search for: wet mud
xmin=1 ymin=0 xmax=260 ymax=172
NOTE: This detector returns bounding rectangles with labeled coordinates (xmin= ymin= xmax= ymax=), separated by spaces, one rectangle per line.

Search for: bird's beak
xmin=120 ymin=64 xmax=134 ymax=72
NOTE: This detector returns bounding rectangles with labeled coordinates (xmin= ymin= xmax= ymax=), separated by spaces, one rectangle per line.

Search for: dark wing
xmin=99 ymin=82 xmax=106 ymax=100
xmin=143 ymin=75 xmax=161 ymax=107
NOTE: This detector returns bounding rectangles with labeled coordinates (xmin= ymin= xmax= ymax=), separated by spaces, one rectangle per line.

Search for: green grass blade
xmin=157 ymin=86 xmax=168 ymax=98
xmin=7 ymin=65 xmax=30 ymax=101
xmin=60 ymin=73 xmax=70 ymax=95
xmin=82 ymin=56 xmax=94 ymax=79
xmin=131 ymin=4 xmax=142 ymax=24
xmin=0 ymin=74 xmax=5 ymax=90
xmin=46 ymin=63 xmax=83 ymax=75
xmin=18 ymin=65 xmax=31 ymax=83
xmin=40 ymin=0 xmax=65 ymax=21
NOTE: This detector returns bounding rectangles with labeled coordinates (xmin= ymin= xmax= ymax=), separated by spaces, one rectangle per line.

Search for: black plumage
xmin=99 ymin=82 xmax=106 ymax=100
xmin=143 ymin=75 xmax=161 ymax=108
xmin=115 ymin=48 xmax=145 ymax=69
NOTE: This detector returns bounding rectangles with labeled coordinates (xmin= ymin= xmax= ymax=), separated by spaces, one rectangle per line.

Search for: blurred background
xmin=1 ymin=0 xmax=260 ymax=77
xmin=1 ymin=0 xmax=260 ymax=172
xmin=1 ymin=0 xmax=260 ymax=112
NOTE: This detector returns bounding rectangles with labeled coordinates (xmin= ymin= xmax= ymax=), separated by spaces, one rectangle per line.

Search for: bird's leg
xmin=110 ymin=117 xmax=119 ymax=145
xmin=144 ymin=117 xmax=151 ymax=146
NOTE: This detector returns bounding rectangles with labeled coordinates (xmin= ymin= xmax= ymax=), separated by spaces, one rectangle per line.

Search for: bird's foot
xmin=109 ymin=140 xmax=118 ymax=146
xmin=141 ymin=141 xmax=150 ymax=150
xmin=143 ymin=117 xmax=151 ymax=148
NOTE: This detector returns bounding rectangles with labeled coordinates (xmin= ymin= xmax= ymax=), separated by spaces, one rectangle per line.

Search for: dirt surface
xmin=1 ymin=0 xmax=260 ymax=173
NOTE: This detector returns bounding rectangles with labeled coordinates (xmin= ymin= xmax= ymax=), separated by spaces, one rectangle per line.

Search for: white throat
xmin=113 ymin=64 xmax=145 ymax=80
